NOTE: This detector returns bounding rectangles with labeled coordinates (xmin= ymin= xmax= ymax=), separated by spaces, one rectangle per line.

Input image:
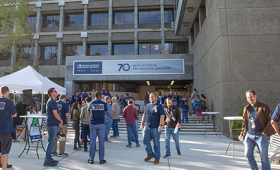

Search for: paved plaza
xmin=6 ymin=131 xmax=280 ymax=170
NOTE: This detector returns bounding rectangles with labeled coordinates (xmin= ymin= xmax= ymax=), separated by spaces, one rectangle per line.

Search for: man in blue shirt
xmin=180 ymin=96 xmax=189 ymax=123
xmin=104 ymin=96 xmax=113 ymax=142
xmin=101 ymin=88 xmax=108 ymax=96
xmin=65 ymin=95 xmax=71 ymax=111
xmin=44 ymin=88 xmax=63 ymax=167
xmin=172 ymin=95 xmax=180 ymax=107
xmin=76 ymin=90 xmax=83 ymax=105
xmin=0 ymin=86 xmax=17 ymax=170
xmin=52 ymin=95 xmax=69 ymax=157
xmin=87 ymin=91 xmax=108 ymax=164
xmin=271 ymin=103 xmax=280 ymax=136
xmin=161 ymin=91 xmax=167 ymax=105
xmin=167 ymin=90 xmax=173 ymax=99
xmin=122 ymin=93 xmax=131 ymax=109
xmin=140 ymin=92 xmax=165 ymax=165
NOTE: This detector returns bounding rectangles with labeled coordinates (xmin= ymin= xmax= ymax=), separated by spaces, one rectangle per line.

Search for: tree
xmin=0 ymin=0 xmax=37 ymax=72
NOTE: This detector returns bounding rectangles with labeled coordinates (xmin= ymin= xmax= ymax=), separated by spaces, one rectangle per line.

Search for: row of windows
xmin=28 ymin=9 xmax=174 ymax=28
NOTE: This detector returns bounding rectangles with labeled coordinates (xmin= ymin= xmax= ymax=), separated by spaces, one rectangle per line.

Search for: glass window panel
xmin=90 ymin=45 xmax=99 ymax=56
xmin=124 ymin=44 xmax=134 ymax=55
xmin=150 ymin=11 xmax=161 ymax=23
xmin=114 ymin=44 xmax=124 ymax=55
xmin=139 ymin=11 xmax=149 ymax=24
xmin=99 ymin=45 xmax=108 ymax=55
xmin=114 ymin=12 xmax=124 ymax=25
xmin=76 ymin=14 xmax=84 ymax=26
xmin=69 ymin=14 xmax=76 ymax=26
xmin=51 ymin=46 xmax=58 ymax=59
xmin=91 ymin=13 xmax=99 ymax=25
xmin=100 ymin=13 xmax=108 ymax=25
xmin=151 ymin=43 xmax=162 ymax=54
xmin=139 ymin=44 xmax=150 ymax=55
xmin=177 ymin=41 xmax=187 ymax=54
xmin=53 ymin=15 xmax=60 ymax=27
xmin=44 ymin=46 xmax=51 ymax=59
xmin=164 ymin=10 xmax=173 ymax=23
xmin=125 ymin=12 xmax=134 ymax=24
xmin=75 ymin=46 xmax=83 ymax=56
xmin=46 ymin=16 xmax=53 ymax=27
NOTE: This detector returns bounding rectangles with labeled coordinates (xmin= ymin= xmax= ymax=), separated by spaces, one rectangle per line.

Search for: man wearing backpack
xmin=192 ymin=96 xmax=204 ymax=124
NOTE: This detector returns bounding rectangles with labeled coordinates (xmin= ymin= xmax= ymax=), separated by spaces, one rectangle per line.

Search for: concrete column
xmin=188 ymin=36 xmax=192 ymax=52
xmin=83 ymin=5 xmax=88 ymax=31
xmin=205 ymin=0 xmax=208 ymax=16
xmin=160 ymin=0 xmax=165 ymax=54
xmin=33 ymin=40 xmax=39 ymax=65
xmin=59 ymin=6 xmax=64 ymax=32
xmin=10 ymin=42 xmax=17 ymax=66
xmin=36 ymin=7 xmax=42 ymax=33
xmin=199 ymin=7 xmax=206 ymax=30
xmin=57 ymin=40 xmax=62 ymax=65
xmin=193 ymin=20 xmax=199 ymax=40
xmin=134 ymin=0 xmax=138 ymax=55
xmin=82 ymin=38 xmax=87 ymax=55
xmin=108 ymin=0 xmax=112 ymax=55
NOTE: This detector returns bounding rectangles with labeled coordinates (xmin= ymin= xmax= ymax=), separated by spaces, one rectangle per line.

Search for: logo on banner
xmin=118 ymin=63 xmax=130 ymax=71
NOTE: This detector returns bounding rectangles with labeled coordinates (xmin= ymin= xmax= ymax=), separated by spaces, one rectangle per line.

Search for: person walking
xmin=104 ymin=96 xmax=113 ymax=142
xmin=180 ymin=96 xmax=189 ymax=123
xmin=271 ymin=102 xmax=280 ymax=136
xmin=163 ymin=98 xmax=181 ymax=159
xmin=131 ymin=97 xmax=140 ymax=142
xmin=122 ymin=100 xmax=140 ymax=148
xmin=52 ymin=94 xmax=69 ymax=157
xmin=0 ymin=86 xmax=17 ymax=170
xmin=81 ymin=97 xmax=92 ymax=152
xmin=87 ymin=91 xmax=108 ymax=164
xmin=140 ymin=92 xmax=165 ymax=165
xmin=239 ymin=90 xmax=275 ymax=170
xmin=70 ymin=102 xmax=81 ymax=150
xmin=44 ymin=88 xmax=63 ymax=167
xmin=192 ymin=96 xmax=204 ymax=124
xmin=111 ymin=97 xmax=120 ymax=138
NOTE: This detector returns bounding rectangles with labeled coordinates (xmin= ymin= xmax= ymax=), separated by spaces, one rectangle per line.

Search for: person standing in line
xmin=174 ymin=91 xmax=180 ymax=104
xmin=161 ymin=91 xmax=167 ymax=106
xmin=110 ymin=97 xmax=120 ymax=138
xmin=192 ymin=96 xmax=204 ymax=124
xmin=167 ymin=90 xmax=173 ymax=99
xmin=190 ymin=88 xmax=198 ymax=117
xmin=239 ymin=90 xmax=275 ymax=170
xmin=81 ymin=90 xmax=89 ymax=102
xmin=180 ymin=96 xmax=189 ymax=123
xmin=130 ymin=97 xmax=140 ymax=142
xmin=144 ymin=91 xmax=150 ymax=106
xmin=102 ymin=88 xmax=108 ymax=96
xmin=163 ymin=98 xmax=181 ymax=159
xmin=122 ymin=93 xmax=131 ymax=109
xmin=81 ymin=97 xmax=91 ymax=152
xmin=65 ymin=95 xmax=71 ymax=111
xmin=44 ymin=88 xmax=63 ymax=167
xmin=70 ymin=102 xmax=81 ymax=150
xmin=157 ymin=91 xmax=161 ymax=104
xmin=140 ymin=92 xmax=165 ymax=165
xmin=52 ymin=94 xmax=69 ymax=157
xmin=172 ymin=95 xmax=180 ymax=107
xmin=76 ymin=90 xmax=83 ymax=105
xmin=271 ymin=102 xmax=280 ymax=136
xmin=122 ymin=100 xmax=140 ymax=148
xmin=80 ymin=100 xmax=87 ymax=146
xmin=104 ymin=96 xmax=113 ymax=142
xmin=87 ymin=91 xmax=108 ymax=164
xmin=0 ymin=86 xmax=17 ymax=170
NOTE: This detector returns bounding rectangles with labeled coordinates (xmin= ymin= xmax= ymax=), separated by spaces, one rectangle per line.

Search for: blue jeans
xmin=45 ymin=126 xmax=59 ymax=163
xmin=72 ymin=121 xmax=81 ymax=148
xmin=165 ymin=127 xmax=180 ymax=155
xmin=181 ymin=109 xmax=189 ymax=123
xmin=112 ymin=119 xmax=119 ymax=136
xmin=131 ymin=119 xmax=139 ymax=140
xmin=105 ymin=119 xmax=113 ymax=141
xmin=81 ymin=122 xmax=90 ymax=140
xmin=126 ymin=124 xmax=139 ymax=145
xmin=89 ymin=124 xmax=105 ymax=161
xmin=245 ymin=133 xmax=270 ymax=170
xmin=142 ymin=127 xmax=161 ymax=160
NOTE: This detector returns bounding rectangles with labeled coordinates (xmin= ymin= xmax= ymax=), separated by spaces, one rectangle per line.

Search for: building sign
xmin=73 ymin=59 xmax=184 ymax=75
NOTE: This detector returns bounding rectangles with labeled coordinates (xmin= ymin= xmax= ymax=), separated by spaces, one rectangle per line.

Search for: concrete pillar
xmin=59 ymin=6 xmax=64 ymax=32
xmin=83 ymin=5 xmax=88 ymax=31
xmin=160 ymin=0 xmax=165 ymax=54
xmin=57 ymin=40 xmax=62 ymax=65
xmin=108 ymin=0 xmax=112 ymax=55
xmin=205 ymin=0 xmax=208 ymax=16
xmin=82 ymin=38 xmax=87 ymax=55
xmin=33 ymin=40 xmax=39 ymax=65
xmin=188 ymin=36 xmax=192 ymax=52
xmin=193 ymin=20 xmax=199 ymax=40
xmin=199 ymin=7 xmax=206 ymax=30
xmin=36 ymin=7 xmax=42 ymax=33
xmin=134 ymin=0 xmax=138 ymax=55
xmin=10 ymin=43 xmax=17 ymax=66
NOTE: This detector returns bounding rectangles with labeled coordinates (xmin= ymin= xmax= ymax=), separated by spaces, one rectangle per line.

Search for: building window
xmin=89 ymin=12 xmax=108 ymax=25
xmin=164 ymin=41 xmax=188 ymax=54
xmin=139 ymin=43 xmax=161 ymax=55
xmin=22 ymin=47 xmax=33 ymax=59
xmin=89 ymin=44 xmax=108 ymax=56
xmin=42 ymin=14 xmax=60 ymax=28
xmin=65 ymin=13 xmax=84 ymax=27
xmin=139 ymin=10 xmax=161 ymax=24
xmin=40 ymin=46 xmax=58 ymax=59
xmin=113 ymin=43 xmax=134 ymax=55
xmin=28 ymin=16 xmax=37 ymax=28
xmin=114 ymin=11 xmax=134 ymax=25
xmin=64 ymin=45 xmax=83 ymax=56
xmin=164 ymin=9 xmax=174 ymax=23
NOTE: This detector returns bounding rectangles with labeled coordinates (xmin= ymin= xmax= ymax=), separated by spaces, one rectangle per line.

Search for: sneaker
xmin=44 ymin=161 xmax=57 ymax=167
xmin=136 ymin=144 xmax=140 ymax=147
xmin=192 ymin=114 xmax=196 ymax=117
xmin=51 ymin=152 xmax=58 ymax=156
xmin=73 ymin=147 xmax=81 ymax=150
xmin=51 ymin=159 xmax=59 ymax=163
xmin=99 ymin=160 xmax=106 ymax=164
xmin=163 ymin=154 xmax=171 ymax=159
xmin=126 ymin=144 xmax=132 ymax=148
xmin=84 ymin=149 xmax=88 ymax=152
xmin=58 ymin=153 xmax=68 ymax=157
xmin=196 ymin=122 xmax=199 ymax=124
xmin=117 ymin=134 xmax=119 ymax=137
xmin=200 ymin=122 xmax=202 ymax=124
xmin=177 ymin=150 xmax=181 ymax=155
xmin=105 ymin=140 xmax=111 ymax=142
xmin=144 ymin=156 xmax=154 ymax=162
xmin=110 ymin=135 xmax=117 ymax=138
xmin=154 ymin=159 xmax=160 ymax=165
xmin=0 ymin=163 xmax=13 ymax=168
xmin=88 ymin=159 xmax=94 ymax=164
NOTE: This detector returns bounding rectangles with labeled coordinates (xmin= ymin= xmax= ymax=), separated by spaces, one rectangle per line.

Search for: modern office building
xmin=0 ymin=0 xmax=279 ymax=134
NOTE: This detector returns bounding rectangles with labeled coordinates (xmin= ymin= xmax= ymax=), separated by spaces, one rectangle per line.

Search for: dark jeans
xmin=112 ymin=119 xmax=119 ymax=136
xmin=72 ymin=121 xmax=81 ymax=148
xmin=126 ymin=124 xmax=139 ymax=145
xmin=83 ymin=124 xmax=90 ymax=150
xmin=12 ymin=124 xmax=17 ymax=139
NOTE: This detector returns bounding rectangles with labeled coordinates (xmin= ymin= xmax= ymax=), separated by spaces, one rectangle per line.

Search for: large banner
xmin=73 ymin=59 xmax=184 ymax=75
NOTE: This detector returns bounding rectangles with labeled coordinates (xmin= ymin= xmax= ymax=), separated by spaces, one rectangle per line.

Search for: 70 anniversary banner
xmin=73 ymin=59 xmax=185 ymax=75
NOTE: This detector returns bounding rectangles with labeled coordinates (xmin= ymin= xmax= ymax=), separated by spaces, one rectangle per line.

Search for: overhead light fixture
xmin=142 ymin=45 xmax=146 ymax=49
xmin=184 ymin=87 xmax=186 ymax=88
xmin=183 ymin=22 xmax=189 ymax=26
xmin=187 ymin=7 xmax=194 ymax=12
xmin=146 ymin=81 xmax=150 ymax=86
xmin=170 ymin=81 xmax=175 ymax=86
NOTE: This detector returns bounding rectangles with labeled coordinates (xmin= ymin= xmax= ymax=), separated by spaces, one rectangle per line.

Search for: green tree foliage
xmin=232 ymin=105 xmax=246 ymax=136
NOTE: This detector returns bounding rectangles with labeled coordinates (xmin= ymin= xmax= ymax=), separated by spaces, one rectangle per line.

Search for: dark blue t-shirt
xmin=65 ymin=99 xmax=71 ymax=108
xmin=180 ymin=100 xmax=189 ymax=109
xmin=76 ymin=93 xmax=82 ymax=103
xmin=0 ymin=97 xmax=17 ymax=134
xmin=172 ymin=100 xmax=180 ymax=107
xmin=88 ymin=100 xmax=108 ymax=125
xmin=167 ymin=94 xmax=173 ymax=99
xmin=102 ymin=91 xmax=107 ymax=96
xmin=271 ymin=103 xmax=280 ymax=123
xmin=46 ymin=98 xmax=60 ymax=126
xmin=82 ymin=93 xmax=89 ymax=100
xmin=248 ymin=105 xmax=263 ymax=135
xmin=122 ymin=97 xmax=131 ymax=108
xmin=135 ymin=104 xmax=140 ymax=120
xmin=161 ymin=95 xmax=167 ymax=104
xmin=57 ymin=100 xmax=69 ymax=125
xmin=144 ymin=103 xmax=165 ymax=129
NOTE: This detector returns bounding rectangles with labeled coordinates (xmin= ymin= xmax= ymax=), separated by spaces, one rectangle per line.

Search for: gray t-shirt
xmin=191 ymin=91 xmax=198 ymax=103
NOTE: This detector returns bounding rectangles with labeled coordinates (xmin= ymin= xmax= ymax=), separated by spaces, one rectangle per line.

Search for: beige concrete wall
xmin=139 ymin=85 xmax=155 ymax=100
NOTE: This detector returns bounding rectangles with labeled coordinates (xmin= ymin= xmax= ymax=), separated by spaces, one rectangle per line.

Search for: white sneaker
xmin=199 ymin=122 xmax=202 ymax=124
xmin=192 ymin=115 xmax=196 ymax=117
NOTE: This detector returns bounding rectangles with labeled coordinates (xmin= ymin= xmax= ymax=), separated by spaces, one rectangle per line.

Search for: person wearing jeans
xmin=44 ymin=88 xmax=63 ymax=167
xmin=130 ymin=97 xmax=140 ymax=142
xmin=180 ymin=96 xmax=189 ymax=123
xmin=104 ymin=96 xmax=113 ymax=142
xmin=71 ymin=102 xmax=81 ymax=149
xmin=239 ymin=90 xmax=275 ymax=170
xmin=81 ymin=97 xmax=92 ymax=151
xmin=111 ymin=97 xmax=120 ymax=138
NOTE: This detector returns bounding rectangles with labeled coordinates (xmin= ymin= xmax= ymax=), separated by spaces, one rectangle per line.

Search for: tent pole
xmin=13 ymin=91 xmax=15 ymax=104
xmin=41 ymin=92 xmax=44 ymax=112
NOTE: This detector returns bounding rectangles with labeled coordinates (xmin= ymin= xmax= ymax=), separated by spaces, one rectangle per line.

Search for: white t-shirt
xmin=191 ymin=91 xmax=198 ymax=103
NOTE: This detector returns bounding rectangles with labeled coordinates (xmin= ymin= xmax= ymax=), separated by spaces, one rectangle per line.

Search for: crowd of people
xmin=1 ymin=85 xmax=280 ymax=170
